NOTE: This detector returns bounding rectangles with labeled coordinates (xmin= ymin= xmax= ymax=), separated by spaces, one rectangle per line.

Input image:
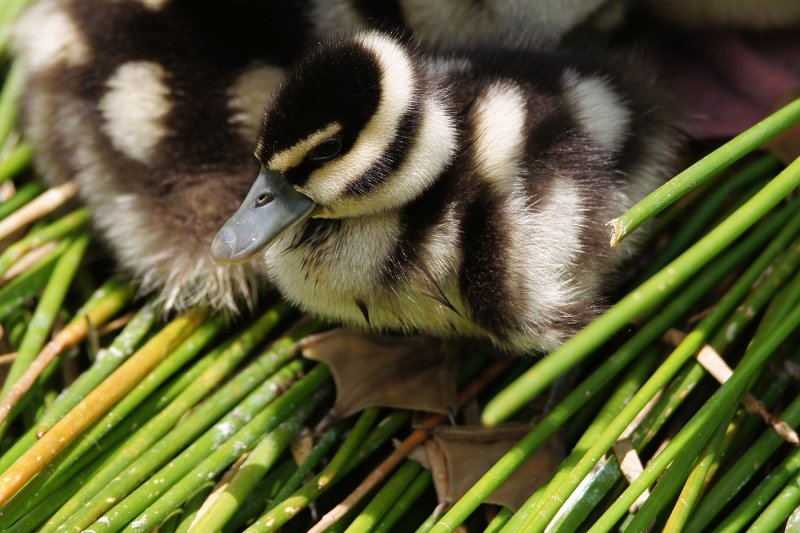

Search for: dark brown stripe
xmin=343 ymin=101 xmax=422 ymax=196
xmin=381 ymin=164 xmax=458 ymax=285
xmin=458 ymin=183 xmax=516 ymax=336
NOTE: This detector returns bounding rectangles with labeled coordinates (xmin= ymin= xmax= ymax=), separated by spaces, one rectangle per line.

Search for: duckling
xmin=212 ymin=31 xmax=679 ymax=354
xmin=13 ymin=0 xmax=623 ymax=311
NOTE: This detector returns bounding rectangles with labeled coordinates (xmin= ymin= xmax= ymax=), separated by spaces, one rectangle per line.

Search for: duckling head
xmin=212 ymin=31 xmax=456 ymax=264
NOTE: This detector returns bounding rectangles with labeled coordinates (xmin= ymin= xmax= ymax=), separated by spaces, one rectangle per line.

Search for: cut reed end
xmin=608 ymin=218 xmax=624 ymax=247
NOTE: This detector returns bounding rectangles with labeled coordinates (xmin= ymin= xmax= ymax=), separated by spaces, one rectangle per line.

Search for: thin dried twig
xmin=665 ymin=328 xmax=800 ymax=444
xmin=308 ymin=360 xmax=510 ymax=533
xmin=1 ymin=241 xmax=58 ymax=282
xmin=96 ymin=311 xmax=136 ymax=336
xmin=0 ymin=352 xmax=16 ymax=365
xmin=0 ymin=181 xmax=78 ymax=241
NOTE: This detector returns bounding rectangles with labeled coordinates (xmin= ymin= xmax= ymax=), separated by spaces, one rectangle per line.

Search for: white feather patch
xmin=471 ymin=82 xmax=527 ymax=196
xmin=562 ymin=70 xmax=631 ymax=152
xmin=98 ymin=61 xmax=172 ymax=163
xmin=504 ymin=176 xmax=586 ymax=343
xmin=267 ymin=211 xmax=403 ymax=325
xmin=227 ymin=64 xmax=285 ymax=142
xmin=13 ymin=1 xmax=90 ymax=73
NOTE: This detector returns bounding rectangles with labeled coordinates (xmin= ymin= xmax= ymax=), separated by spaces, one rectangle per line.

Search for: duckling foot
xmin=299 ymin=330 xmax=459 ymax=419
xmin=416 ymin=424 xmax=564 ymax=511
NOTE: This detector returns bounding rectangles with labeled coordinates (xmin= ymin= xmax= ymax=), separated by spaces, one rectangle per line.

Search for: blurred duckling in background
xmin=212 ymin=31 xmax=679 ymax=354
xmin=12 ymin=0 xmax=311 ymax=309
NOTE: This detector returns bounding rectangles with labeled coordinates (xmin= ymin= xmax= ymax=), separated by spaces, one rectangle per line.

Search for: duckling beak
xmin=211 ymin=168 xmax=315 ymax=264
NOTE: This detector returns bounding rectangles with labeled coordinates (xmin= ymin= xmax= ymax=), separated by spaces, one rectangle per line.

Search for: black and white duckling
xmin=12 ymin=0 xmax=622 ymax=311
xmin=212 ymin=31 xmax=679 ymax=354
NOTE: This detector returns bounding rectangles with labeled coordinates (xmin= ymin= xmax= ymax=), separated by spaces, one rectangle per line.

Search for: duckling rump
xmin=215 ymin=31 xmax=680 ymax=355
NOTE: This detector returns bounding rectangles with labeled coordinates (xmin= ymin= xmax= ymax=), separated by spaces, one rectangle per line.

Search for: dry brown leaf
xmin=301 ymin=329 xmax=459 ymax=417
xmin=421 ymin=424 xmax=564 ymax=511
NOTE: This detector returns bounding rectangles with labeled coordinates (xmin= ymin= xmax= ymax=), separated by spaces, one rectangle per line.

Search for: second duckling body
xmin=214 ymin=32 xmax=678 ymax=354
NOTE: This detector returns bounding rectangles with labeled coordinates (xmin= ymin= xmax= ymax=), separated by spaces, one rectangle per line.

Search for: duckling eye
xmin=307 ymin=137 xmax=342 ymax=162
xmin=255 ymin=193 xmax=274 ymax=207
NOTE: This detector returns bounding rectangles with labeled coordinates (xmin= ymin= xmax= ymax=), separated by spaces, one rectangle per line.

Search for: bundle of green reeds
xmin=1 ymin=3 xmax=800 ymax=531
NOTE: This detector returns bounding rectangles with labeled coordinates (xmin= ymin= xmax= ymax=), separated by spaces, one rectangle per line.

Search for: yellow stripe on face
xmin=265 ymin=122 xmax=342 ymax=172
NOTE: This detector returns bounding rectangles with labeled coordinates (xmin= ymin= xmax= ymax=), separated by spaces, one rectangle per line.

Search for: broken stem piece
xmin=609 ymin=98 xmax=800 ymax=246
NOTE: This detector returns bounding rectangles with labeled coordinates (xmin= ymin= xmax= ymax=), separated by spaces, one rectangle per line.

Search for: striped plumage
xmin=214 ymin=31 xmax=679 ymax=354
xmin=12 ymin=0 xmax=620 ymax=311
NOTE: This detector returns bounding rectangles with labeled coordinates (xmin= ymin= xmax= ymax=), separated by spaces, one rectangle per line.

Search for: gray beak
xmin=211 ymin=168 xmax=315 ymax=264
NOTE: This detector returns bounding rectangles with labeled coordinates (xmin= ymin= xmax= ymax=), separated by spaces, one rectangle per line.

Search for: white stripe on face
xmin=344 ymin=96 xmax=457 ymax=216
xmin=303 ymin=32 xmax=416 ymax=206
xmin=265 ymin=122 xmax=342 ymax=172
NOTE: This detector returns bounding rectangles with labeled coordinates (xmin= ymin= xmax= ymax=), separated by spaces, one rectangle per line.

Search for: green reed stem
xmin=0 ymin=294 xmax=149 ymax=473
xmin=345 ymin=460 xmax=423 ymax=533
xmin=748 ymin=473 xmax=800 ymax=533
xmin=1 ymin=234 xmax=88 ymax=394
xmin=523 ymin=213 xmax=800 ymax=532
xmin=0 ymin=181 xmax=43 ymax=221
xmin=0 ymin=310 xmax=204 ymax=508
xmin=0 ymin=239 xmax=64 ymax=321
xmin=714 ymin=441 xmax=800 ymax=532
xmin=610 ymin=98 xmax=800 ymax=245
xmin=187 ymin=399 xmax=326 ymax=532
xmin=504 ymin=348 xmax=658 ymax=530
xmin=113 ymin=369 xmax=328 ymax=532
xmin=245 ymin=407 xmax=379 ymax=532
xmin=432 ymin=200 xmax=795 ymax=533
xmin=483 ymin=157 xmax=800 ymax=427
xmin=0 ymin=207 xmax=89 ymax=277
xmin=0 ymin=234 xmax=89 ymax=437
xmin=0 ymin=143 xmax=33 ymax=185
xmin=641 ymin=154 xmax=779 ymax=277
xmin=639 ymin=406 xmax=731 ymax=532
xmin=373 ymin=468 xmax=432 ymax=533
xmin=42 ymin=306 xmax=301 ymax=532
xmin=221 ymin=459 xmax=298 ymax=533
xmin=0 ymin=318 xmax=226 ymax=527
xmin=588 ymin=298 xmax=800 ymax=532
xmin=0 ymin=63 xmax=23 ymax=149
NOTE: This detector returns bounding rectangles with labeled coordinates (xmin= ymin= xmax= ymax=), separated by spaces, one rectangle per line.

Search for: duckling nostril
xmin=255 ymin=193 xmax=274 ymax=207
